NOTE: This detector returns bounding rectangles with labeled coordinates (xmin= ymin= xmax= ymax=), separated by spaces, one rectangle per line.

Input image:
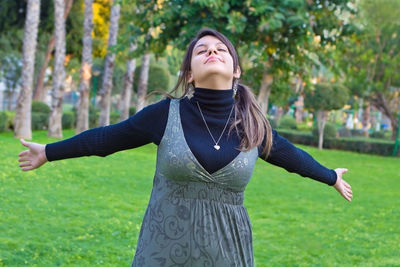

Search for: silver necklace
xmin=196 ymin=101 xmax=235 ymax=150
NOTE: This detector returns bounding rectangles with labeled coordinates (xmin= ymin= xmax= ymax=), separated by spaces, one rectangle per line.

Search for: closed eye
xmin=198 ymin=48 xmax=227 ymax=54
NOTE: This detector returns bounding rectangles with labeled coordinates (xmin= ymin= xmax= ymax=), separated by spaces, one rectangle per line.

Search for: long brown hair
xmin=148 ymin=28 xmax=273 ymax=159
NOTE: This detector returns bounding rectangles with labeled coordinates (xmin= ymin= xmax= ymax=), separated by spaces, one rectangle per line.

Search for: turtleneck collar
xmin=189 ymin=87 xmax=235 ymax=116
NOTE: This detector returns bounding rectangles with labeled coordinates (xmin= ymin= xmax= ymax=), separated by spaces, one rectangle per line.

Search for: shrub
xmin=338 ymin=127 xmax=352 ymax=137
xmin=370 ymin=131 xmax=386 ymax=139
xmin=31 ymin=112 xmax=49 ymax=130
xmin=129 ymin=106 xmax=136 ymax=117
xmin=279 ymin=116 xmax=297 ymax=130
xmin=110 ymin=112 xmax=120 ymax=124
xmin=0 ymin=111 xmax=7 ymax=132
xmin=276 ymin=129 xmax=396 ymax=156
xmin=31 ymin=101 xmax=50 ymax=114
xmin=62 ymin=112 xmax=76 ymax=129
xmin=4 ymin=111 xmax=15 ymax=130
xmin=312 ymin=122 xmax=337 ymax=139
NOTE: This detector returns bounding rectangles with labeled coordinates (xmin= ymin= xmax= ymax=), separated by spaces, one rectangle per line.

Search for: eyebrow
xmin=194 ymin=42 xmax=226 ymax=49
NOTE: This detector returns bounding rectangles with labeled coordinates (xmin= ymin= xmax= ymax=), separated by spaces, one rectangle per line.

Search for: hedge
xmin=276 ymin=129 xmax=398 ymax=156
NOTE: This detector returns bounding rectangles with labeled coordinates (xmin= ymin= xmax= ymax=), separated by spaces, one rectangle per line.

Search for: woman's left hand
xmin=333 ymin=168 xmax=353 ymax=202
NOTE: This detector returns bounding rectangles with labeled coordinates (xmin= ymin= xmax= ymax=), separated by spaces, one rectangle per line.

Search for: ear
xmin=233 ymin=66 xmax=241 ymax=79
xmin=187 ymin=71 xmax=194 ymax=83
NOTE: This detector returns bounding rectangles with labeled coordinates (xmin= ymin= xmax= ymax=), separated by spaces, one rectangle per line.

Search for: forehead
xmin=194 ymin=35 xmax=227 ymax=49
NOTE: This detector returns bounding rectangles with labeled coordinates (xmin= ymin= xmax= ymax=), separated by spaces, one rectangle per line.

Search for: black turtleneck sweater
xmin=45 ymin=87 xmax=337 ymax=186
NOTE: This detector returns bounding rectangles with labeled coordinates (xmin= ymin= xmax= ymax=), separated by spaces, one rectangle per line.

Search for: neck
xmin=189 ymin=87 xmax=234 ymax=118
xmin=195 ymin=77 xmax=233 ymax=90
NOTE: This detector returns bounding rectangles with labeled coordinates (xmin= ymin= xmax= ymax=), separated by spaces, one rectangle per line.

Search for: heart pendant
xmin=214 ymin=144 xmax=220 ymax=150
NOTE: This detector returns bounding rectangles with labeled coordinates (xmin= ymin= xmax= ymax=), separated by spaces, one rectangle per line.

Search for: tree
xmin=98 ymin=0 xmax=120 ymax=126
xmin=339 ymin=0 xmax=400 ymax=140
xmin=33 ymin=0 xmax=74 ymax=102
xmin=75 ymin=0 xmax=93 ymax=133
xmin=119 ymin=43 xmax=137 ymax=120
xmin=126 ymin=0 xmax=353 ymax=116
xmin=135 ymin=52 xmax=150 ymax=113
xmin=305 ymin=83 xmax=348 ymax=149
xmin=48 ymin=0 xmax=66 ymax=138
xmin=14 ymin=0 xmax=41 ymax=139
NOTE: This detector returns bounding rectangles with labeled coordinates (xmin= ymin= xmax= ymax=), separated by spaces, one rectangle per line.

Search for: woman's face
xmin=188 ymin=35 xmax=240 ymax=86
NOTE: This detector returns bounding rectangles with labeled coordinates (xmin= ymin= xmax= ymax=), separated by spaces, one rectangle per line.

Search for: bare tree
xmin=76 ymin=0 xmax=93 ymax=133
xmin=119 ymin=43 xmax=137 ymax=120
xmin=135 ymin=52 xmax=150 ymax=113
xmin=98 ymin=1 xmax=120 ymax=126
xmin=48 ymin=0 xmax=66 ymax=138
xmin=14 ymin=0 xmax=41 ymax=139
xmin=33 ymin=0 xmax=74 ymax=102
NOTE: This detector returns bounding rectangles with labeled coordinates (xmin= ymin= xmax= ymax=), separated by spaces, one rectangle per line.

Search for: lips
xmin=205 ymin=56 xmax=222 ymax=63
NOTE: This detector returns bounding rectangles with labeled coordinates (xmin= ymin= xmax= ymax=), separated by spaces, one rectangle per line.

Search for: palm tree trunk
xmin=257 ymin=72 xmax=273 ymax=116
xmin=136 ymin=52 xmax=150 ymax=113
xmin=119 ymin=43 xmax=137 ymax=120
xmin=98 ymin=1 xmax=120 ymax=126
xmin=317 ymin=110 xmax=328 ymax=150
xmin=76 ymin=0 xmax=93 ymax=133
xmin=14 ymin=0 xmax=41 ymax=139
xmin=48 ymin=0 xmax=66 ymax=138
xmin=33 ymin=0 xmax=74 ymax=101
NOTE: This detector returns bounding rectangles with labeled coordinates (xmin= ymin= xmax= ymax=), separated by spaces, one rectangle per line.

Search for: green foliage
xmin=110 ymin=112 xmax=121 ymax=125
xmin=305 ymin=83 xmax=349 ymax=112
xmin=370 ymin=131 xmax=386 ymax=139
xmin=133 ymin=64 xmax=170 ymax=93
xmin=278 ymin=116 xmax=297 ymax=130
xmin=31 ymin=101 xmax=51 ymax=114
xmin=0 ymin=111 xmax=7 ymax=132
xmin=31 ymin=101 xmax=51 ymax=131
xmin=129 ymin=107 xmax=136 ymax=117
xmin=31 ymin=113 xmax=49 ymax=131
xmin=312 ymin=122 xmax=337 ymax=139
xmin=62 ymin=112 xmax=76 ymax=129
xmin=277 ymin=129 xmax=397 ymax=156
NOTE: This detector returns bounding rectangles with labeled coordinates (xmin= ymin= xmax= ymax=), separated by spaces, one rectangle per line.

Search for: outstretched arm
xmin=18 ymin=98 xmax=170 ymax=171
xmin=260 ymin=129 xmax=353 ymax=202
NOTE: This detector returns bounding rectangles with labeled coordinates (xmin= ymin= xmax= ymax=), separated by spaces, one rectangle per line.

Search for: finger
xmin=22 ymin=166 xmax=34 ymax=171
xmin=18 ymin=157 xmax=30 ymax=162
xmin=18 ymin=150 xmax=29 ymax=157
xmin=19 ymin=162 xmax=31 ymax=167
xmin=20 ymin=138 xmax=30 ymax=148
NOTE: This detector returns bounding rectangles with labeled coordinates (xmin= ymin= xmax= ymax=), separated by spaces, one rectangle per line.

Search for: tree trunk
xmin=371 ymin=92 xmax=398 ymax=140
xmin=119 ymin=43 xmax=137 ymax=120
xmin=98 ymin=2 xmax=120 ymax=126
xmin=75 ymin=0 xmax=93 ymax=133
xmin=317 ymin=110 xmax=328 ymax=150
xmin=256 ymin=72 xmax=273 ymax=116
xmin=33 ymin=0 xmax=74 ymax=101
xmin=135 ymin=52 xmax=150 ymax=113
xmin=362 ymin=100 xmax=370 ymax=137
xmin=14 ymin=0 xmax=41 ymax=139
xmin=48 ymin=0 xmax=66 ymax=138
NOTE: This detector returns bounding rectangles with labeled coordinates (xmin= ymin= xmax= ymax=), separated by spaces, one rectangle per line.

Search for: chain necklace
xmin=196 ymin=101 xmax=235 ymax=150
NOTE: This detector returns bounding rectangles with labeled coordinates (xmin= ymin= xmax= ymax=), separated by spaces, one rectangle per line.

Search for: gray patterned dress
xmin=131 ymin=98 xmax=259 ymax=267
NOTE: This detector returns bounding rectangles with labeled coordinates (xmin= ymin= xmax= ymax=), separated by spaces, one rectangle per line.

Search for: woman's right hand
xmin=18 ymin=139 xmax=48 ymax=171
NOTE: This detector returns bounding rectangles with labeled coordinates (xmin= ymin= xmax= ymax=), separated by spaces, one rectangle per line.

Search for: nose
xmin=207 ymin=46 xmax=218 ymax=56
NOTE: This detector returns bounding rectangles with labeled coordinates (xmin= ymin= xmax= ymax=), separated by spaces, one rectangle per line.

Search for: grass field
xmin=1 ymin=130 xmax=400 ymax=266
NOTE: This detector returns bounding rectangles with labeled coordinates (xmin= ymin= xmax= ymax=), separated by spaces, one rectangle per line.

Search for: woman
xmin=18 ymin=28 xmax=352 ymax=266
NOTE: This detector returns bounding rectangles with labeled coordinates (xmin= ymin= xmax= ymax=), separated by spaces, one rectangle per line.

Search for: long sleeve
xmin=45 ymin=98 xmax=171 ymax=161
xmin=258 ymin=129 xmax=337 ymax=186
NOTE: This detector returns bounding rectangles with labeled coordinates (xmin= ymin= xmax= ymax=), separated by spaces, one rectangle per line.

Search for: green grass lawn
xmin=1 ymin=130 xmax=399 ymax=266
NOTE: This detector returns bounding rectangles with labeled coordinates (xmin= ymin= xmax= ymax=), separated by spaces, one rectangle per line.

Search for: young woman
xmin=18 ymin=28 xmax=352 ymax=266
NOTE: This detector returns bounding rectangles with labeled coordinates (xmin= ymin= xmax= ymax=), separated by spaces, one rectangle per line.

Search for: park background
xmin=0 ymin=0 xmax=399 ymax=266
